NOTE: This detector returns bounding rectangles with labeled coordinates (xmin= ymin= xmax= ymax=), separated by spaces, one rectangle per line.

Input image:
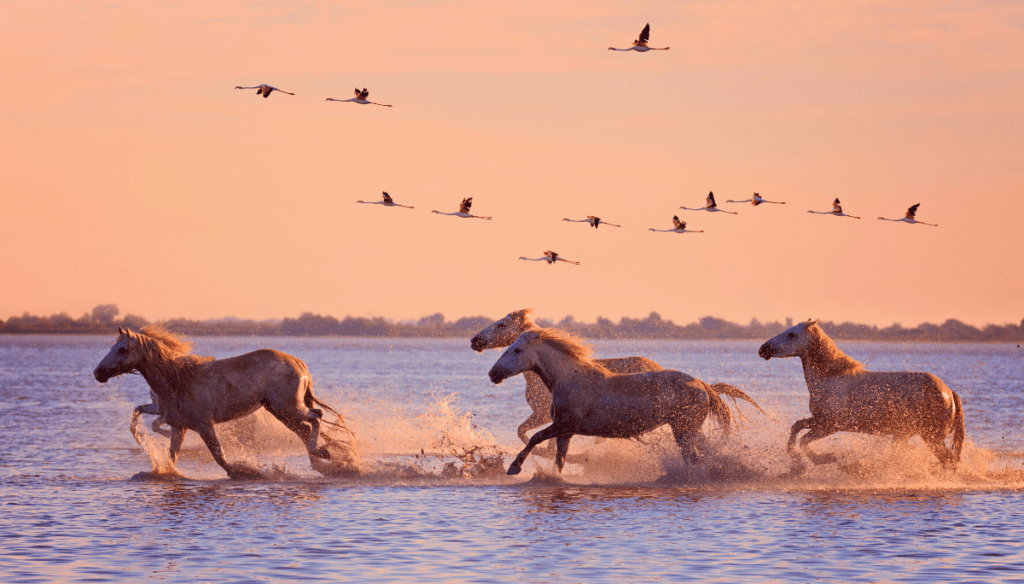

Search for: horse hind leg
xmin=670 ymin=423 xmax=704 ymax=464
xmin=263 ymin=401 xmax=330 ymax=460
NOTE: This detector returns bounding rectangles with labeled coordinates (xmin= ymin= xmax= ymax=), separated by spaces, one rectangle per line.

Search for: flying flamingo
xmin=326 ymin=88 xmax=392 ymax=107
xmin=878 ymin=203 xmax=938 ymax=226
xmin=432 ymin=197 xmax=492 ymax=220
xmin=519 ymin=251 xmax=580 ymax=265
xmin=562 ymin=216 xmax=621 ymax=229
xmin=649 ymin=216 xmax=704 ymax=234
xmin=807 ymin=198 xmax=861 ymax=219
xmin=608 ymin=24 xmax=669 ymax=52
xmin=727 ymin=192 xmax=786 ymax=206
xmin=357 ymin=192 xmax=413 ymax=209
xmin=234 ymin=84 xmax=294 ymax=98
xmin=680 ymin=192 xmax=738 ymax=214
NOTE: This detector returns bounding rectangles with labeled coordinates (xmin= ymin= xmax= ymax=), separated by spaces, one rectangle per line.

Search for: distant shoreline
xmin=2 ymin=307 xmax=1021 ymax=343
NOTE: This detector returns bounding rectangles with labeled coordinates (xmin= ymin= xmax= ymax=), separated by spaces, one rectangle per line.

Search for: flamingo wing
xmin=460 ymin=197 xmax=472 ymax=214
xmin=638 ymin=23 xmax=650 ymax=44
xmin=906 ymin=203 xmax=920 ymax=219
xmin=382 ymin=191 xmax=394 ymax=204
xmin=706 ymin=191 xmax=717 ymax=208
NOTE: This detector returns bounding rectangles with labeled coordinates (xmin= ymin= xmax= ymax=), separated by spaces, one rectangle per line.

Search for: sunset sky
xmin=2 ymin=1 xmax=1021 ymax=328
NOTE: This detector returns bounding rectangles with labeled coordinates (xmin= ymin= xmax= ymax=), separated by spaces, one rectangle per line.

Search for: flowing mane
xmin=535 ymin=328 xmax=594 ymax=362
xmin=806 ymin=324 xmax=866 ymax=376
xmin=132 ymin=325 xmax=212 ymax=392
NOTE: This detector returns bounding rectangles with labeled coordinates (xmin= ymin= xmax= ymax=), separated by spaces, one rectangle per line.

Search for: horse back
xmin=179 ymin=349 xmax=311 ymax=424
xmin=595 ymin=356 xmax=664 ymax=374
xmin=813 ymin=369 xmax=955 ymax=435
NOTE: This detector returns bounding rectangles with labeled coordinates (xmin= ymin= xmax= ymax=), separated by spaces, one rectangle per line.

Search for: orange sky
xmin=2 ymin=1 xmax=1021 ymax=327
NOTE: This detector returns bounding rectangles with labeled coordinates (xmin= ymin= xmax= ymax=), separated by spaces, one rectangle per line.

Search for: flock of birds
xmin=236 ymin=23 xmax=938 ymax=267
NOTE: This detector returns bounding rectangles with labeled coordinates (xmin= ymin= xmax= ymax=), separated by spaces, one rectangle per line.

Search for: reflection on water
xmin=1 ymin=335 xmax=1023 ymax=582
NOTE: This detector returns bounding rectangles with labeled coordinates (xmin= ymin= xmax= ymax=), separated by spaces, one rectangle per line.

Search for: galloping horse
xmin=94 ymin=325 xmax=351 ymax=478
xmin=471 ymin=309 xmax=764 ymax=448
xmin=489 ymin=329 xmax=753 ymax=475
xmin=758 ymin=320 xmax=965 ymax=469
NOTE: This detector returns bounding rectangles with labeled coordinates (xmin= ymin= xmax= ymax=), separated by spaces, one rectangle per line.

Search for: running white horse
xmin=608 ymin=23 xmax=669 ymax=52
xmin=234 ymin=84 xmax=294 ymax=98
xmin=758 ymin=320 xmax=965 ymax=469
xmin=489 ymin=329 xmax=737 ymax=475
xmin=680 ymin=192 xmax=738 ymax=214
xmin=94 ymin=326 xmax=358 ymax=478
xmin=471 ymin=310 xmax=764 ymax=454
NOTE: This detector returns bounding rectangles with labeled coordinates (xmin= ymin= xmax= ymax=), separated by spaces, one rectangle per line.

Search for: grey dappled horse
xmin=759 ymin=320 xmax=965 ymax=469
xmin=94 ymin=325 xmax=341 ymax=478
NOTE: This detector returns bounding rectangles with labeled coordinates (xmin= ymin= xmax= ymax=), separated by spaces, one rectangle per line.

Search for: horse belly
xmin=574 ymin=400 xmax=668 ymax=438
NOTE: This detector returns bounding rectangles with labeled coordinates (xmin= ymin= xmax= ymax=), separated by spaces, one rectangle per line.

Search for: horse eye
xmin=514 ymin=348 xmax=522 ymax=354
xmin=117 ymin=347 xmax=128 ymax=354
xmin=787 ymin=333 xmax=796 ymax=339
xmin=497 ymin=323 xmax=505 ymax=328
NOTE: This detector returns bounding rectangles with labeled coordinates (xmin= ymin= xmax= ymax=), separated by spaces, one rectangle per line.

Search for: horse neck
xmin=528 ymin=345 xmax=605 ymax=394
xmin=133 ymin=350 xmax=205 ymax=400
xmin=798 ymin=333 xmax=863 ymax=386
xmin=134 ymin=358 xmax=177 ymax=399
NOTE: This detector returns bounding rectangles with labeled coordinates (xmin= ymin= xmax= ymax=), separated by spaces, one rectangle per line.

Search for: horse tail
xmin=709 ymin=382 xmax=769 ymax=418
xmin=303 ymin=377 xmax=357 ymax=441
xmin=950 ymin=391 xmax=965 ymax=463
xmin=704 ymin=383 xmax=734 ymax=438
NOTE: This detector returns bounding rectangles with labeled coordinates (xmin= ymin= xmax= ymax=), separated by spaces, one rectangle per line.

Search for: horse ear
xmin=526 ymin=331 xmax=541 ymax=342
xmin=118 ymin=326 xmax=125 ymax=335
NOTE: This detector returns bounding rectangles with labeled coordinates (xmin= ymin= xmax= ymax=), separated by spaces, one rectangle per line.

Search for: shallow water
xmin=1 ymin=335 xmax=1023 ymax=582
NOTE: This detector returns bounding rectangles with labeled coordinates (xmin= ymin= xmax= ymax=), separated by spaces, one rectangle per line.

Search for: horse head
xmin=488 ymin=330 xmax=541 ymax=384
xmin=758 ymin=320 xmax=819 ymax=360
xmin=94 ymin=327 xmax=143 ymax=382
xmin=470 ymin=308 xmax=535 ymax=352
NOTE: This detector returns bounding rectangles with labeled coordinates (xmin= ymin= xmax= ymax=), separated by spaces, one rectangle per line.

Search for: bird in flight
xmin=357 ymin=191 xmax=413 ymax=209
xmin=609 ymin=23 xmax=669 ymax=52
xmin=680 ymin=192 xmax=738 ymax=214
xmin=326 ymin=88 xmax=392 ymax=107
xmin=562 ymin=216 xmax=621 ymax=229
xmin=519 ymin=251 xmax=580 ymax=265
xmin=727 ymin=193 xmax=785 ymax=206
xmin=432 ymin=197 xmax=492 ymax=220
xmin=235 ymin=84 xmax=294 ymax=98
xmin=878 ymin=203 xmax=938 ymax=226
xmin=807 ymin=198 xmax=861 ymax=219
xmin=649 ymin=216 xmax=704 ymax=233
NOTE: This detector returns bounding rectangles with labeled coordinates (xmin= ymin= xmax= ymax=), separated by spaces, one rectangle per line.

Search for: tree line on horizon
xmin=1 ymin=304 xmax=1022 ymax=343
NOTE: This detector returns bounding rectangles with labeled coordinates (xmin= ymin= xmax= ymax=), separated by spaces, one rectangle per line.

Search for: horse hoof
xmin=227 ymin=465 xmax=263 ymax=480
xmin=507 ymin=464 xmax=522 ymax=476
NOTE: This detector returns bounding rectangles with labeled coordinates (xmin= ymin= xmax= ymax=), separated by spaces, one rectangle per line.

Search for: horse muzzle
xmin=757 ymin=342 xmax=774 ymax=360
xmin=94 ymin=367 xmax=111 ymax=383
xmin=488 ymin=367 xmax=508 ymax=384
xmin=470 ymin=336 xmax=486 ymax=353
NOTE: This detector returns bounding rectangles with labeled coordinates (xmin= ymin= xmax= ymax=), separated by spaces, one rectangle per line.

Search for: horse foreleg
xmin=151 ymin=416 xmax=172 ymax=439
xmin=517 ymin=409 xmax=550 ymax=445
xmin=507 ymin=424 xmax=568 ymax=475
xmin=786 ymin=418 xmax=813 ymax=460
xmin=195 ymin=426 xmax=257 ymax=479
xmin=554 ymin=435 xmax=574 ymax=472
xmin=799 ymin=426 xmax=838 ymax=465
xmin=168 ymin=426 xmax=188 ymax=464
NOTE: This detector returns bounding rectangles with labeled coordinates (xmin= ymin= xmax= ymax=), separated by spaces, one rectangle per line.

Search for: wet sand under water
xmin=2 ymin=335 xmax=1023 ymax=583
